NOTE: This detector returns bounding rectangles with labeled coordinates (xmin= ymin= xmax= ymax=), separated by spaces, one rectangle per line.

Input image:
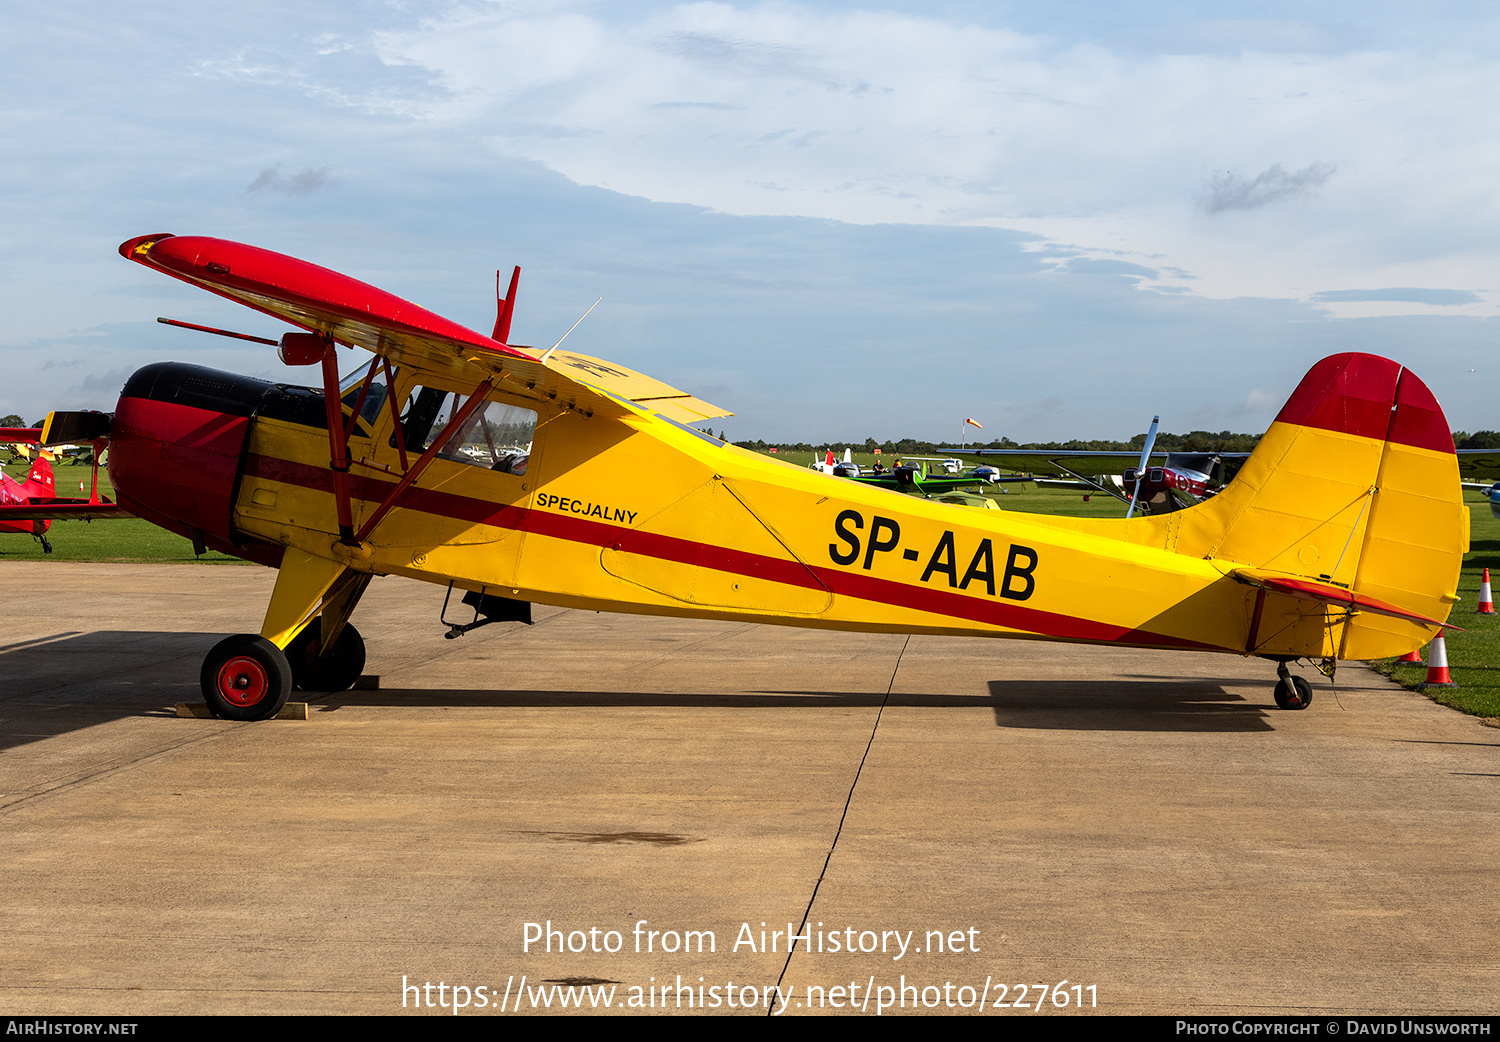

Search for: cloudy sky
xmin=2 ymin=1 xmax=1498 ymax=442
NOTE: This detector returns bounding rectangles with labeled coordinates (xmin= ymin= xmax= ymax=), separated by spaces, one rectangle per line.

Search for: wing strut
xmin=318 ymin=340 xmax=358 ymax=545
xmin=1049 ymin=460 xmax=1132 ymax=505
xmin=293 ymin=326 xmax=496 ymax=551
xmin=342 ymin=359 xmax=381 ymax=443
xmin=353 ymin=378 xmax=495 ymax=545
xmin=382 ymin=358 xmax=410 ymax=471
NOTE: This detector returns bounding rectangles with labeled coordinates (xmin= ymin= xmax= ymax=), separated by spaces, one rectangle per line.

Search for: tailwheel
xmin=286 ymin=619 xmax=366 ymax=693
xmin=1273 ymin=674 xmax=1314 ymax=710
xmin=201 ymin=635 xmax=292 ymax=721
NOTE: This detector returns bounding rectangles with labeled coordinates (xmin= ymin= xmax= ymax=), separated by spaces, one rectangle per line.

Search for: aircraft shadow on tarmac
xmin=986 ymin=677 xmax=1276 ymax=732
xmin=301 ymin=685 xmax=1275 ymax=736
xmin=0 ymin=631 xmax=212 ymax=751
xmin=1 ymin=630 xmax=1285 ymax=749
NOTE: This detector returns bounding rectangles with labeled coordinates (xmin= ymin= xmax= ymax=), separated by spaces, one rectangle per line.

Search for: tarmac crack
xmin=0 ymin=725 xmax=248 ymax=817
xmin=768 ymin=633 xmax=910 ymax=1015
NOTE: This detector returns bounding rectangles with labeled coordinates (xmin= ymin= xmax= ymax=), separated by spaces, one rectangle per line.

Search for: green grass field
xmin=0 ymin=461 xmax=245 ymax=563
xmin=7 ymin=455 xmax=1498 ymax=719
xmin=1375 ymin=490 xmax=1500 ymax=719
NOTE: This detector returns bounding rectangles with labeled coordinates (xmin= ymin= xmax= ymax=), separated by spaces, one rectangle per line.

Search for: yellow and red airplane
xmin=54 ymin=233 xmax=1466 ymax=720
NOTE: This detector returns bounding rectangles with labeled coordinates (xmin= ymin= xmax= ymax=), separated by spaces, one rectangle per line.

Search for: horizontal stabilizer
xmin=1231 ymin=568 xmax=1460 ymax=631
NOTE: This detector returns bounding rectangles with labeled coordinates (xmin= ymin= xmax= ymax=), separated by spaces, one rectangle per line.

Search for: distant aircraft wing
xmin=0 ymin=498 xmax=134 ymax=521
xmin=1456 ymin=449 xmax=1500 ymax=481
xmin=2 ymin=427 xmax=41 ymax=461
xmin=120 ymin=234 xmax=732 ymax=425
xmin=971 ymin=449 xmax=1155 ymax=477
xmin=851 ymin=472 xmax=994 ymax=494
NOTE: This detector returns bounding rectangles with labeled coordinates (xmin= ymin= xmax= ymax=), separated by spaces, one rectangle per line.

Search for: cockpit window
xmin=338 ymin=360 xmax=390 ymax=432
xmin=398 ymin=386 xmax=536 ymax=473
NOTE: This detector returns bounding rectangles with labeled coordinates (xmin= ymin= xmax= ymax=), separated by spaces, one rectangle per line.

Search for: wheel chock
xmin=175 ymin=702 xmax=310 ymax=719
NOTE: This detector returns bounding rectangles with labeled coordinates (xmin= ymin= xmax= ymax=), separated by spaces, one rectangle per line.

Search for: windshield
xmin=339 ymin=360 xmax=391 ymax=429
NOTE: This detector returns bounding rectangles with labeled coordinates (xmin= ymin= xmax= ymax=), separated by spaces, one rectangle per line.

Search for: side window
xmin=397 ymin=386 xmax=536 ymax=474
xmin=337 ymin=360 xmax=390 ymax=436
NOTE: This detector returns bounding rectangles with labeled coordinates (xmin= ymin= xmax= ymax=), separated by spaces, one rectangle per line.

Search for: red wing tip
xmin=118 ymin=233 xmax=176 ymax=261
xmin=119 ymin=233 xmax=536 ymax=362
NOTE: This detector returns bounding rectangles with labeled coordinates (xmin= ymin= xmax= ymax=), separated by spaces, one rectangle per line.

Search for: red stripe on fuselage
xmin=247 ymin=452 xmax=1215 ymax=649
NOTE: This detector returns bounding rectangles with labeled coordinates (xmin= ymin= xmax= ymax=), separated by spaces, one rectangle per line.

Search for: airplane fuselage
xmin=107 ymin=359 xmax=1417 ymax=663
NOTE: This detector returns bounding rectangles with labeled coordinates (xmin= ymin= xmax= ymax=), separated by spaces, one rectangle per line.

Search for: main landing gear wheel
xmin=286 ymin=619 xmax=366 ymax=693
xmin=201 ymin=635 xmax=293 ymax=721
xmin=1274 ymin=674 xmax=1314 ymax=710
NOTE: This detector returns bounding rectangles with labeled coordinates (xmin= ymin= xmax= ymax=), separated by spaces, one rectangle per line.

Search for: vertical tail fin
xmin=26 ymin=454 xmax=54 ymax=496
xmin=1177 ymin=354 xmax=1467 ymax=659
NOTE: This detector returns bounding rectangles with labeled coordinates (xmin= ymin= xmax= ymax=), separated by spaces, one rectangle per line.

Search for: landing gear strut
xmin=1273 ymin=661 xmax=1313 ymax=710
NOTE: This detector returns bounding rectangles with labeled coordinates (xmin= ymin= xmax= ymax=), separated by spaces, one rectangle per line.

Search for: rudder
xmin=26 ymin=454 xmax=54 ymax=496
xmin=1174 ymin=354 xmax=1466 ymax=659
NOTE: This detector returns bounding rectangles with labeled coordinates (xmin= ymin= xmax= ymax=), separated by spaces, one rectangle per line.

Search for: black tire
xmin=201 ymin=634 xmax=292 ymax=721
xmin=286 ymin=619 xmax=366 ymax=693
xmin=1274 ymin=675 xmax=1314 ymax=710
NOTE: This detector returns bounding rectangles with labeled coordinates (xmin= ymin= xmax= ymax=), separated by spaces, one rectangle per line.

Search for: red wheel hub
xmin=217 ymin=655 xmax=268 ymax=707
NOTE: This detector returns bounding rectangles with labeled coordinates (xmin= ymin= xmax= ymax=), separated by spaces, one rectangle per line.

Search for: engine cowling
xmin=108 ymin=362 xmax=285 ymax=565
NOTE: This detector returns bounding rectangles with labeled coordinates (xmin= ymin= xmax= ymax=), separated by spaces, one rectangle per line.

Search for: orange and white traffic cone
xmin=1420 ymin=634 xmax=1458 ymax=688
xmin=1477 ymin=568 xmax=1495 ymax=614
xmin=1397 ymin=647 xmax=1423 ymax=664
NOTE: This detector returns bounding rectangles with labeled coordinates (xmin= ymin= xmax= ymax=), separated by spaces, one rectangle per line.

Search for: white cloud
xmin=4 ymin=2 xmax=1500 ymax=438
xmin=334 ymin=3 xmax=1500 ymax=312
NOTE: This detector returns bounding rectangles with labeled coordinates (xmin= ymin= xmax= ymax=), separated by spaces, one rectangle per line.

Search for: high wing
xmin=120 ymin=234 xmax=731 ymax=426
xmin=1 ymin=426 xmax=40 ymax=463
